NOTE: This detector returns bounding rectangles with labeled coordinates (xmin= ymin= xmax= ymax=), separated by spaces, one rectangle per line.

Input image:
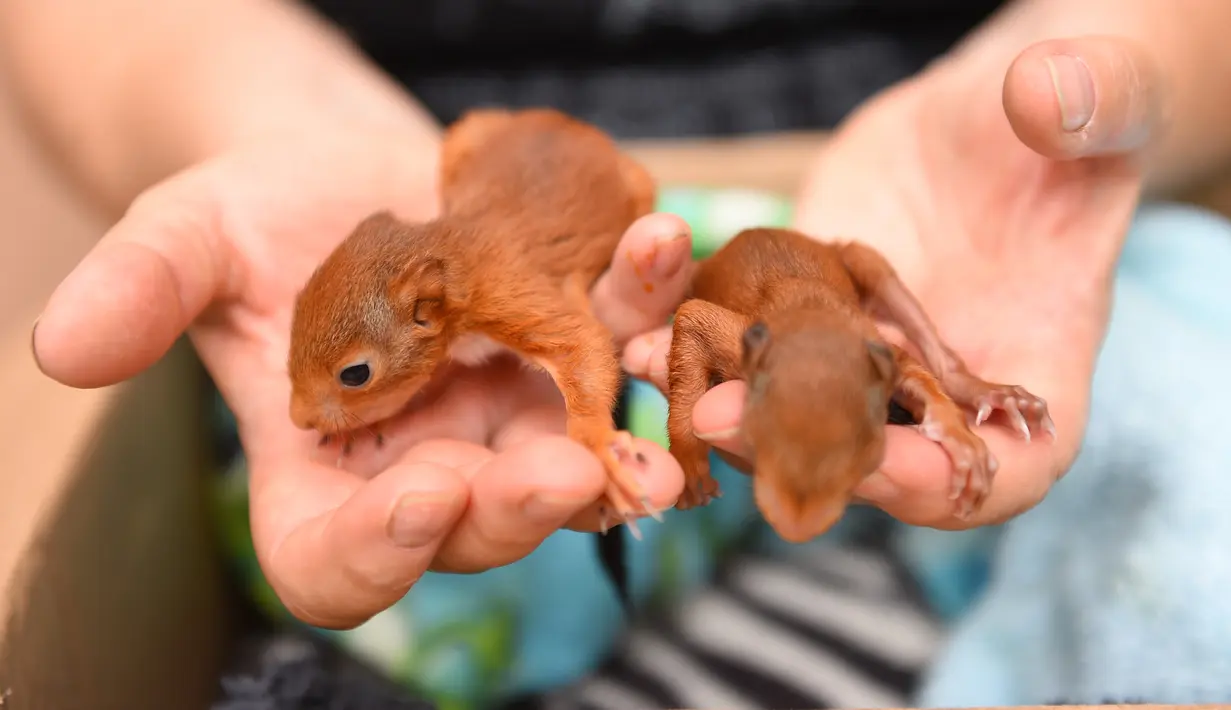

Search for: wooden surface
xmin=626 ymin=130 xmax=1231 ymax=219
xmin=0 ymin=77 xmax=229 ymax=709
xmin=0 ymin=339 xmax=230 ymax=710
xmin=625 ymin=130 xmax=828 ymax=196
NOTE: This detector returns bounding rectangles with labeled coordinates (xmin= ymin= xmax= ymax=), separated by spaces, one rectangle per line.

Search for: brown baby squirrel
xmin=666 ymin=227 xmax=1055 ymax=543
xmin=286 ymin=107 xmax=660 ymax=531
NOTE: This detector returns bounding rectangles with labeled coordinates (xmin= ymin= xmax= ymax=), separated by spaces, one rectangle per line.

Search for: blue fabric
xmin=908 ymin=202 xmax=1231 ymax=706
xmin=888 ymin=525 xmax=1001 ymax=623
xmin=482 ymin=453 xmax=758 ymax=695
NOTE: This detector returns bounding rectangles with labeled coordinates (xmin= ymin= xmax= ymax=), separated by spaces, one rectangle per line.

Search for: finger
xmin=852 ymin=427 xmax=1054 ymax=529
xmin=564 ymin=435 xmax=685 ymax=532
xmin=432 ymin=436 xmax=606 ymax=573
xmin=691 ymin=380 xmax=753 ymax=460
xmin=252 ymin=456 xmax=469 ymax=629
xmin=1003 ymin=35 xmax=1164 ymax=160
xmin=33 ymin=172 xmax=229 ymax=388
xmin=621 ymin=325 xmax=673 ymax=391
xmin=395 ymin=437 xmax=495 ymax=474
xmin=589 ymin=212 xmax=694 ymax=347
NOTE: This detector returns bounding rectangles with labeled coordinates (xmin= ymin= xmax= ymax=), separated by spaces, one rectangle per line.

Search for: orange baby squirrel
xmin=666 ymin=227 xmax=1055 ymax=543
xmin=286 ymin=107 xmax=660 ymax=531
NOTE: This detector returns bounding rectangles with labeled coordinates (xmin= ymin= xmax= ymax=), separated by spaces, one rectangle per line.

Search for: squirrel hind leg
xmin=444 ymin=108 xmax=515 ymax=148
xmin=617 ymin=152 xmax=657 ymax=217
xmin=440 ymin=108 xmax=516 ymax=191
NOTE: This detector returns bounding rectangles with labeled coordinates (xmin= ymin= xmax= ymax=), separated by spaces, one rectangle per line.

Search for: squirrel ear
xmin=356 ymin=210 xmax=400 ymax=230
xmin=741 ymin=321 xmax=770 ymax=356
xmin=866 ymin=339 xmax=897 ymax=384
xmin=740 ymin=320 xmax=771 ymax=371
xmin=392 ymin=256 xmax=447 ymax=330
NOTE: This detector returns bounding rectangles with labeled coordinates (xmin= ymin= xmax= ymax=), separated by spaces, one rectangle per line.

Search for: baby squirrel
xmin=287 ymin=107 xmax=659 ymax=531
xmin=666 ymin=227 xmax=1055 ymax=543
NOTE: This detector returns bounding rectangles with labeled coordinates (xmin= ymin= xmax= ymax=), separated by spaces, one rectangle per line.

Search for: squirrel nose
xmin=288 ymin=396 xmax=316 ymax=431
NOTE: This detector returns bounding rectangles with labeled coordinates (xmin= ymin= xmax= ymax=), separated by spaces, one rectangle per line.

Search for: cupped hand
xmin=625 ymin=36 xmax=1164 ymax=529
xmin=32 ymin=131 xmax=692 ymax=628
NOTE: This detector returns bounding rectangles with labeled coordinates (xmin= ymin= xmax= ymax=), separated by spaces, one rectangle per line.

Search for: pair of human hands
xmin=32 ymin=35 xmax=1162 ymax=630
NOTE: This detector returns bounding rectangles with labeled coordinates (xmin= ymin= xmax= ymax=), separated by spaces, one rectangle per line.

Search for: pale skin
xmin=7 ymin=0 xmax=1231 ymax=629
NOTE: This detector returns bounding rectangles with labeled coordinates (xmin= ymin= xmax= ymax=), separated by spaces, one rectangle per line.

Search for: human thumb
xmin=1002 ymin=35 xmax=1165 ymax=161
xmin=32 ymin=174 xmax=229 ymax=389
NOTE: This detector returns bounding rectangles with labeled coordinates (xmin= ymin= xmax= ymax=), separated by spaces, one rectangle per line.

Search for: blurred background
xmin=5 ymin=2 xmax=1231 ymax=709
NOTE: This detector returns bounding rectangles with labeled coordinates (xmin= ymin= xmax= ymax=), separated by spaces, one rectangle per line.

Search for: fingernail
xmin=651 ymin=232 xmax=689 ymax=279
xmin=696 ymin=426 xmax=740 ymax=442
xmin=854 ymin=471 xmax=900 ymax=503
xmin=626 ymin=331 xmax=662 ymax=359
xmin=386 ymin=491 xmax=460 ymax=548
xmin=1047 ymin=55 xmax=1095 ymax=132
xmin=641 ymin=333 xmax=671 ymax=382
xmin=521 ymin=492 xmax=586 ymax=523
xmin=31 ymin=316 xmax=46 ymax=375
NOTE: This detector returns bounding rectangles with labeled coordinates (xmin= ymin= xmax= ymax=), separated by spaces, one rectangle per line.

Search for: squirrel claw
xmin=316 ymin=427 xmax=386 ymax=466
xmin=607 ymin=431 xmax=648 ymax=468
xmin=1042 ymin=412 xmax=1057 ymax=439
xmin=969 ymin=384 xmax=1054 ymax=442
xmin=589 ymin=428 xmax=654 ymax=536
xmin=676 ymin=470 xmax=721 ymax=510
xmin=920 ymin=416 xmax=996 ymax=518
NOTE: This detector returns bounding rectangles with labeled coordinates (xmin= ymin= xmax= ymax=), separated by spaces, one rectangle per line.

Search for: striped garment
xmin=520 ymin=540 xmax=942 ymax=710
xmin=214 ymin=533 xmax=943 ymax=710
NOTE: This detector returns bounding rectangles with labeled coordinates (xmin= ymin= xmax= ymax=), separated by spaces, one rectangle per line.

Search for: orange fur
xmin=288 ymin=108 xmax=658 ymax=524
xmin=665 ymin=227 xmax=1054 ymax=542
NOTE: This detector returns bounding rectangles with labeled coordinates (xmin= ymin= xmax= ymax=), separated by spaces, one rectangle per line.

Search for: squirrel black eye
xmin=338 ymin=363 xmax=371 ymax=388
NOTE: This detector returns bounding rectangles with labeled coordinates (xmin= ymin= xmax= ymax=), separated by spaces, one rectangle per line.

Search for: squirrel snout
xmin=754 ymin=473 xmax=849 ymax=544
xmin=288 ymin=395 xmax=318 ymax=431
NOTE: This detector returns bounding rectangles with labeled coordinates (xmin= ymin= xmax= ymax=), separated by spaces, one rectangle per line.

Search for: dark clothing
xmin=304 ymin=0 xmax=1004 ymax=138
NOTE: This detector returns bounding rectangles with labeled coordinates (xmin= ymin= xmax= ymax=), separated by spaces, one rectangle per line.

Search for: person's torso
xmin=305 ymin=0 xmax=1003 ymax=138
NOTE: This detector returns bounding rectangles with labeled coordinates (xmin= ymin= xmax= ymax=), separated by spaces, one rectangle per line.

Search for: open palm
xmin=793 ymin=61 xmax=1142 ymax=526
xmin=33 ymin=131 xmax=690 ymax=627
xmin=625 ymin=37 xmax=1157 ymax=529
